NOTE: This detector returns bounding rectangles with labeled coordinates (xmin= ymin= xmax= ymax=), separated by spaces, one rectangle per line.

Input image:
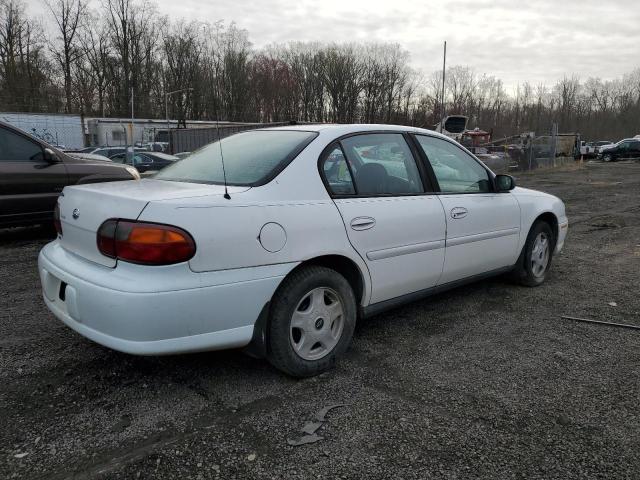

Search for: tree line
xmin=1 ymin=0 xmax=639 ymax=140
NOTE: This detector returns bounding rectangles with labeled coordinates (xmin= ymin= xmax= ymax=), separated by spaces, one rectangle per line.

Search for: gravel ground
xmin=1 ymin=161 xmax=639 ymax=480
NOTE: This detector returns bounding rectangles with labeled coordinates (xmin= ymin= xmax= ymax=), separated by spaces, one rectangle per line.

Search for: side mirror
xmin=43 ymin=148 xmax=59 ymax=163
xmin=495 ymin=174 xmax=516 ymax=192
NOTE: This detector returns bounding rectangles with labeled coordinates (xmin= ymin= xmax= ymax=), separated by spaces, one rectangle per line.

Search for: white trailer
xmin=0 ymin=112 xmax=84 ymax=149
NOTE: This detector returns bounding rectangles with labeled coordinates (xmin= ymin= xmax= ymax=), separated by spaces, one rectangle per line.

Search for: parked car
xmin=67 ymin=153 xmax=113 ymax=163
xmin=137 ymin=142 xmax=169 ymax=152
xmin=0 ymin=121 xmax=140 ymax=228
xmin=598 ymin=138 xmax=640 ymax=162
xmin=90 ymin=146 xmax=127 ymax=158
xmin=38 ymin=125 xmax=568 ymax=377
xmin=109 ymin=151 xmax=178 ymax=173
xmin=83 ymin=146 xmax=145 ymax=158
xmin=63 ymin=146 xmax=98 ymax=154
xmin=590 ymin=140 xmax=614 ymax=154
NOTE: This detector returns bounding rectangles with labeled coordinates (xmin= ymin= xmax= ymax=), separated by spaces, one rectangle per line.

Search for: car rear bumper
xmin=38 ymin=241 xmax=296 ymax=355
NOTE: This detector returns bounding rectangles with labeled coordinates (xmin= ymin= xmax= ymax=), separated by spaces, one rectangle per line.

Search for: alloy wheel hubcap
xmin=290 ymin=287 xmax=344 ymax=361
xmin=531 ymin=232 xmax=550 ymax=278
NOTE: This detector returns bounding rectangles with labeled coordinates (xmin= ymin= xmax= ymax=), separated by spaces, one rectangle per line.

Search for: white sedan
xmin=39 ymin=125 xmax=568 ymax=377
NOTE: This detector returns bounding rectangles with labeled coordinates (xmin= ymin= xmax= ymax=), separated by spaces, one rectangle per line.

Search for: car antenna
xmin=215 ymin=103 xmax=231 ymax=200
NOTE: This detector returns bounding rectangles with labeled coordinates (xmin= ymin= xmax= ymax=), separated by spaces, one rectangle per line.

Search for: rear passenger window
xmin=321 ymin=145 xmax=355 ymax=195
xmin=0 ymin=127 xmax=44 ymax=162
xmin=340 ymin=133 xmax=423 ymax=196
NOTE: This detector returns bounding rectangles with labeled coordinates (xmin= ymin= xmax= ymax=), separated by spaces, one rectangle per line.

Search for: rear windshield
xmin=154 ymin=130 xmax=318 ymax=186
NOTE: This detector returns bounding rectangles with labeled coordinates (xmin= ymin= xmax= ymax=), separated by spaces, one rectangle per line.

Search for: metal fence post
xmin=550 ymin=122 xmax=558 ymax=167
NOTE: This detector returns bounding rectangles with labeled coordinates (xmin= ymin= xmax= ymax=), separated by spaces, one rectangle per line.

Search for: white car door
xmin=412 ymin=134 xmax=521 ymax=285
xmin=320 ymin=133 xmax=447 ymax=305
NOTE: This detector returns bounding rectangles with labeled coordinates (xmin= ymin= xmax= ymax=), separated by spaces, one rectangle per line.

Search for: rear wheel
xmin=512 ymin=221 xmax=555 ymax=287
xmin=267 ymin=266 xmax=357 ymax=377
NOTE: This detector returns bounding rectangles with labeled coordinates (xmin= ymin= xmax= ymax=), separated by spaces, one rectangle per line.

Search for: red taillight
xmin=97 ymin=219 xmax=196 ymax=265
xmin=54 ymin=203 xmax=62 ymax=236
xmin=97 ymin=219 xmax=117 ymax=257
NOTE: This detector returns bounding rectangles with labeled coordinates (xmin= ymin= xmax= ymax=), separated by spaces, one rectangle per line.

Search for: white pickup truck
xmin=580 ymin=140 xmax=614 ymax=158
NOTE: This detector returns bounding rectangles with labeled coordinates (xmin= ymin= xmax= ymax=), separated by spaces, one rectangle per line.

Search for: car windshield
xmin=154 ymin=130 xmax=317 ymax=186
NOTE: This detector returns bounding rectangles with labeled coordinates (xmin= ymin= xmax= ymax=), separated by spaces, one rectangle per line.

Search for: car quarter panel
xmin=511 ymin=187 xmax=568 ymax=254
xmin=138 ymin=130 xmax=374 ymax=305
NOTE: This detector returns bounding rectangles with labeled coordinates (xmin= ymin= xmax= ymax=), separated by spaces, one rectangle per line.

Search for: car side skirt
xmin=361 ymin=266 xmax=514 ymax=319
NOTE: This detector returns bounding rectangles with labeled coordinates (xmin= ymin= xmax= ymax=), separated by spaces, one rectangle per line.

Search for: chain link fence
xmin=475 ymin=126 xmax=579 ymax=174
xmin=168 ymin=122 xmax=302 ymax=154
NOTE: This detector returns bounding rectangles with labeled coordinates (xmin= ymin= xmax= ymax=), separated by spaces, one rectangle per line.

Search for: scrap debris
xmin=561 ymin=316 xmax=640 ymax=331
xmin=315 ymin=404 xmax=347 ymax=422
xmin=287 ymin=404 xmax=347 ymax=447
xmin=301 ymin=421 xmax=323 ymax=435
xmin=287 ymin=434 xmax=323 ymax=446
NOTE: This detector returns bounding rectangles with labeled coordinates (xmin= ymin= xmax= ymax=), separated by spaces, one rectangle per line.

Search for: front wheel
xmin=512 ymin=221 xmax=555 ymax=287
xmin=603 ymin=153 xmax=613 ymax=162
xmin=267 ymin=266 xmax=357 ymax=377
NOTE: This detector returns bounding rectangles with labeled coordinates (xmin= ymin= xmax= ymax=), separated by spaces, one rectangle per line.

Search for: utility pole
xmin=440 ymin=41 xmax=447 ymax=133
xmin=129 ymin=86 xmax=134 ymax=147
xmin=165 ymin=87 xmax=193 ymax=148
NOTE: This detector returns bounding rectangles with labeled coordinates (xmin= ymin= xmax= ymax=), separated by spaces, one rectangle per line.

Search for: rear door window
xmin=339 ymin=133 xmax=423 ymax=196
xmin=320 ymin=144 xmax=355 ymax=195
xmin=133 ymin=155 xmax=147 ymax=166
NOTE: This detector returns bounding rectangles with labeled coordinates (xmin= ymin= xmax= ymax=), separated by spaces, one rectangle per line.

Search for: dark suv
xmin=0 ymin=121 xmax=139 ymax=228
xmin=598 ymin=139 xmax=640 ymax=162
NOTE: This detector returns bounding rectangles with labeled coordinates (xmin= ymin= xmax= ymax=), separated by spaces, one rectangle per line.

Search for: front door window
xmin=414 ymin=135 xmax=490 ymax=193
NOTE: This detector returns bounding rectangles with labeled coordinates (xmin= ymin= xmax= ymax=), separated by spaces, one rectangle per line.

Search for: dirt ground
xmin=1 ymin=161 xmax=639 ymax=480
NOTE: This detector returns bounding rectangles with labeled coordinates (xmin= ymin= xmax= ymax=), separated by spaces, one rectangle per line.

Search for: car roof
xmin=142 ymin=152 xmax=178 ymax=160
xmin=261 ymin=123 xmax=450 ymax=140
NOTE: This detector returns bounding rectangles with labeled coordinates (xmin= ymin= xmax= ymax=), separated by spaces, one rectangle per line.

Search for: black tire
xmin=603 ymin=153 xmax=613 ymax=162
xmin=511 ymin=221 xmax=555 ymax=287
xmin=267 ymin=265 xmax=357 ymax=378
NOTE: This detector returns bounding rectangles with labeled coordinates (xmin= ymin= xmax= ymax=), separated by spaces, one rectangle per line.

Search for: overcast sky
xmin=29 ymin=0 xmax=640 ymax=92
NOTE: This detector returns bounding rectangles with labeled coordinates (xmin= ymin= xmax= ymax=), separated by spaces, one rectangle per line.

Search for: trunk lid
xmin=58 ymin=179 xmax=249 ymax=267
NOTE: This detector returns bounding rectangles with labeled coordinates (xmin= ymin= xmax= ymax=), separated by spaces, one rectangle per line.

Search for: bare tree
xmin=44 ymin=0 xmax=86 ymax=112
xmin=3 ymin=2 xmax=640 ymax=140
xmin=103 ymin=0 xmax=158 ymax=117
xmin=0 ymin=0 xmax=57 ymax=111
xmin=77 ymin=18 xmax=111 ymax=116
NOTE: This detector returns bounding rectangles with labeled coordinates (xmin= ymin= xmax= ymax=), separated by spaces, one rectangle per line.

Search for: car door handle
xmin=350 ymin=216 xmax=376 ymax=231
xmin=450 ymin=207 xmax=468 ymax=219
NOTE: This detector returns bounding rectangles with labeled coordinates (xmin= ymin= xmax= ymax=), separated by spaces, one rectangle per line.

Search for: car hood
xmin=511 ymin=186 xmax=551 ymax=197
